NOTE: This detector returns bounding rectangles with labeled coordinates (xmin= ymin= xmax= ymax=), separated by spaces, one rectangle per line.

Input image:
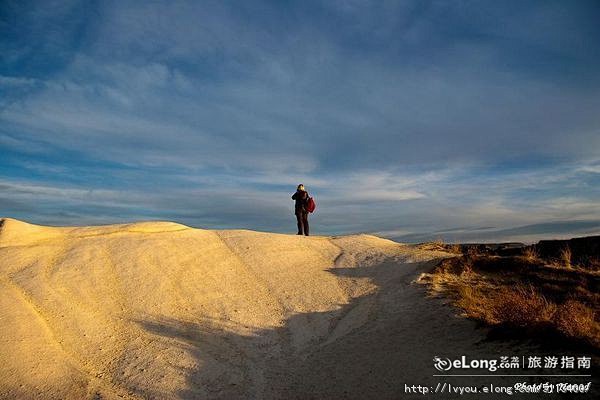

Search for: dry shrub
xmin=420 ymin=239 xmax=462 ymax=254
xmin=586 ymin=257 xmax=600 ymax=272
xmin=461 ymin=258 xmax=475 ymax=274
xmin=454 ymin=284 xmax=600 ymax=347
xmin=455 ymin=285 xmax=494 ymax=321
xmin=430 ymin=238 xmax=448 ymax=252
xmin=434 ymin=257 xmax=474 ymax=277
xmin=448 ymin=243 xmax=462 ymax=254
xmin=489 ymin=285 xmax=557 ymax=327
xmin=560 ymin=246 xmax=572 ymax=268
xmin=456 ymin=285 xmax=556 ymax=327
xmin=553 ymin=300 xmax=597 ymax=341
xmin=457 ymin=256 xmax=475 ymax=274
xmin=418 ymin=239 xmax=448 ymax=252
xmin=466 ymin=246 xmax=481 ymax=257
xmin=431 ymin=253 xmax=600 ymax=348
xmin=522 ymin=246 xmax=539 ymax=262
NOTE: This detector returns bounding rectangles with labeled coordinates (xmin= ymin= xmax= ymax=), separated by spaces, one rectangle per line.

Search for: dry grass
xmin=455 ymin=286 xmax=491 ymax=319
xmin=465 ymin=246 xmax=481 ymax=257
xmin=491 ymin=285 xmax=557 ymax=326
xmin=448 ymin=243 xmax=462 ymax=254
xmin=456 ymin=284 xmax=556 ymax=327
xmin=455 ymin=283 xmax=599 ymax=346
xmin=588 ymin=257 xmax=600 ymax=272
xmin=559 ymin=246 xmax=572 ymax=268
xmin=427 ymin=255 xmax=600 ymax=349
xmin=417 ymin=239 xmax=462 ymax=254
xmin=554 ymin=300 xmax=598 ymax=344
xmin=522 ymin=246 xmax=539 ymax=262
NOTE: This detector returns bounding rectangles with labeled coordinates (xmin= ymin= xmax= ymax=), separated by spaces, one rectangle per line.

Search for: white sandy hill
xmin=0 ymin=218 xmax=554 ymax=400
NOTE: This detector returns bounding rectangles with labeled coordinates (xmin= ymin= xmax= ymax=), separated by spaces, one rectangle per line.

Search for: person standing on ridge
xmin=292 ymin=184 xmax=310 ymax=236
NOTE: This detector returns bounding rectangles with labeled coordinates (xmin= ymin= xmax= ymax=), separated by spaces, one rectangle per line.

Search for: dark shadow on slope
xmin=134 ymin=258 xmax=597 ymax=400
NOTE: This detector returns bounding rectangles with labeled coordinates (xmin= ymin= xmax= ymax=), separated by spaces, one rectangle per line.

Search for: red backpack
xmin=306 ymin=196 xmax=316 ymax=213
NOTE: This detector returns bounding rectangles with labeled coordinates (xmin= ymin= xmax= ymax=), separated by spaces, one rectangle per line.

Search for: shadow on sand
xmin=134 ymin=258 xmax=594 ymax=399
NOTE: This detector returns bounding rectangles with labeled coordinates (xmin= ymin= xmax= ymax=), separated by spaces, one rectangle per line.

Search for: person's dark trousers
xmin=296 ymin=211 xmax=309 ymax=236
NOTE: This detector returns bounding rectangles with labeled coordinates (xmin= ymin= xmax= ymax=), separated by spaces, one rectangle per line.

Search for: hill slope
xmin=0 ymin=218 xmax=567 ymax=399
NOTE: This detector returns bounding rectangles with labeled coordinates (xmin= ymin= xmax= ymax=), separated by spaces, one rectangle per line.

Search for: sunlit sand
xmin=1 ymin=218 xmax=556 ymax=399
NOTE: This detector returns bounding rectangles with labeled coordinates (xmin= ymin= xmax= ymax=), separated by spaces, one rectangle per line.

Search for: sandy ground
xmin=0 ymin=218 xmax=588 ymax=399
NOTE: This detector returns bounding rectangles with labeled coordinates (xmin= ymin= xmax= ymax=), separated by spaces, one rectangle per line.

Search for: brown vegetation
xmin=554 ymin=300 xmax=597 ymax=340
xmin=417 ymin=239 xmax=462 ymax=254
xmin=522 ymin=246 xmax=539 ymax=262
xmin=559 ymin=246 xmax=572 ymax=268
xmin=422 ymin=252 xmax=600 ymax=349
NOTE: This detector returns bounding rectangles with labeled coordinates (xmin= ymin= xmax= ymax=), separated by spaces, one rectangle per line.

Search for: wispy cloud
xmin=1 ymin=0 xmax=599 ymax=241
xmin=0 ymin=75 xmax=38 ymax=87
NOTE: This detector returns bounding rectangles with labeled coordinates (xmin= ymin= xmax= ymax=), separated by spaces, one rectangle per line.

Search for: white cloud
xmin=0 ymin=75 xmax=38 ymax=87
xmin=1 ymin=0 xmax=599 ymax=239
xmin=577 ymin=161 xmax=600 ymax=174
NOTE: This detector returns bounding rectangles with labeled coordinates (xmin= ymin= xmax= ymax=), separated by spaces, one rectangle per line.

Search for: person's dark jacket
xmin=292 ymin=190 xmax=309 ymax=213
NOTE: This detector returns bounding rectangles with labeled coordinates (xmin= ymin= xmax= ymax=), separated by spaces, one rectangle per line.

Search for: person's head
xmin=297 ymin=184 xmax=305 ymax=191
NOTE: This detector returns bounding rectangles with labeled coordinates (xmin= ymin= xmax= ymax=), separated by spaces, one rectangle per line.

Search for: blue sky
xmin=1 ymin=0 xmax=599 ymax=243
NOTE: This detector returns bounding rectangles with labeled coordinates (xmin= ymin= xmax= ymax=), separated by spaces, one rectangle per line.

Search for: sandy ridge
xmin=0 ymin=218 xmax=560 ymax=399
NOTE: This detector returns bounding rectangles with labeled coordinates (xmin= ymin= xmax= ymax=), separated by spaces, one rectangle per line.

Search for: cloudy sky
xmin=1 ymin=0 xmax=599 ymax=243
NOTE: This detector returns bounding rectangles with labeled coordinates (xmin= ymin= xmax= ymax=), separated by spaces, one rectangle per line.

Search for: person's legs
xmin=296 ymin=212 xmax=304 ymax=235
xmin=302 ymin=212 xmax=309 ymax=236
